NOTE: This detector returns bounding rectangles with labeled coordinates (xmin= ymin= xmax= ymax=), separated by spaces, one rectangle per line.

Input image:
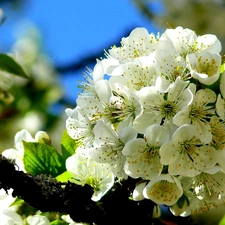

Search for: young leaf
xmin=56 ymin=171 xmax=73 ymax=183
xmin=50 ymin=219 xmax=69 ymax=225
xmin=0 ymin=54 xmax=28 ymax=78
xmin=23 ymin=142 xmax=66 ymax=177
xmin=219 ymin=215 xmax=225 ymax=225
xmin=61 ymin=129 xmax=77 ymax=159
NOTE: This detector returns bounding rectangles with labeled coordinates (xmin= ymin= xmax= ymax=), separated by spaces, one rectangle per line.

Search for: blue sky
xmin=0 ymin=0 xmax=163 ymax=102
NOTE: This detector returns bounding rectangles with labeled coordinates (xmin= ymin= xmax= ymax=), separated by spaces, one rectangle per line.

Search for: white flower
xmin=88 ymin=120 xmax=137 ymax=179
xmin=160 ymin=125 xmax=218 ymax=177
xmin=109 ymin=55 xmax=158 ymax=91
xmin=65 ymin=107 xmax=95 ymax=147
xmin=216 ymin=148 xmax=225 ymax=172
xmin=134 ymin=76 xmax=193 ymax=133
xmin=102 ymin=28 xmax=157 ymax=75
xmin=76 ymin=94 xmax=103 ymax=120
xmin=79 ymin=59 xmax=104 ymax=97
xmin=210 ymin=116 xmax=225 ymax=150
xmin=66 ymin=147 xmax=114 ymax=201
xmin=2 ymin=129 xmax=50 ymax=172
xmin=0 ymin=189 xmax=23 ymax=225
xmin=216 ymin=72 xmax=225 ymax=120
xmin=27 ymin=215 xmax=50 ymax=225
xmin=132 ymin=181 xmax=148 ymax=201
xmin=169 ymin=194 xmax=189 ymax=216
xmin=153 ymin=49 xmax=190 ymax=82
xmin=0 ymin=209 xmax=23 ymax=225
xmin=192 ymin=166 xmax=225 ymax=201
xmin=179 ymin=191 xmax=216 ymax=217
xmin=216 ymin=94 xmax=225 ymax=120
xmin=143 ymin=174 xmax=183 ymax=206
xmin=187 ymin=52 xmax=221 ymax=85
xmin=163 ymin=26 xmax=221 ymax=56
xmin=61 ymin=214 xmax=86 ymax=225
xmin=122 ymin=124 xmax=169 ymax=179
xmin=173 ymin=87 xmax=216 ymax=143
xmin=94 ymin=80 xmax=142 ymax=130
xmin=62 ymin=25 xmax=225 ymax=214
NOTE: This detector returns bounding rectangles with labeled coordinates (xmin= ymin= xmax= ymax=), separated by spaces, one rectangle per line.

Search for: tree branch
xmin=0 ymin=154 xmax=197 ymax=225
xmin=0 ymin=154 xmax=161 ymax=225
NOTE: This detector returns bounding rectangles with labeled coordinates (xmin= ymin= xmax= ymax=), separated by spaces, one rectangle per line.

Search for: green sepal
xmin=9 ymin=197 xmax=24 ymax=207
xmin=0 ymin=53 xmax=28 ymax=78
xmin=23 ymin=142 xmax=66 ymax=177
xmin=176 ymin=194 xmax=189 ymax=209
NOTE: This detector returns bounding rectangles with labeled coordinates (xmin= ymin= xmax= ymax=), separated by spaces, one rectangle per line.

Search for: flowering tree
xmin=1 ymin=25 xmax=225 ymax=225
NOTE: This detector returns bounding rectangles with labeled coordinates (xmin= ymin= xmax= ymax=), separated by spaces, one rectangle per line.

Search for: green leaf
xmin=50 ymin=219 xmax=69 ymax=225
xmin=56 ymin=171 xmax=73 ymax=182
xmin=23 ymin=142 xmax=66 ymax=177
xmin=0 ymin=54 xmax=28 ymax=78
xmin=220 ymin=63 xmax=225 ymax=73
xmin=61 ymin=129 xmax=77 ymax=159
xmin=219 ymin=214 xmax=225 ymax=225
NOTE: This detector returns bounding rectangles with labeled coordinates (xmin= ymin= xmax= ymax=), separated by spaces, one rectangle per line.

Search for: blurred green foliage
xmin=0 ymin=26 xmax=64 ymax=151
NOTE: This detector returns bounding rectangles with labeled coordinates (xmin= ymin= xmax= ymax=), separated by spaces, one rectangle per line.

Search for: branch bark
xmin=0 ymin=154 xmax=163 ymax=225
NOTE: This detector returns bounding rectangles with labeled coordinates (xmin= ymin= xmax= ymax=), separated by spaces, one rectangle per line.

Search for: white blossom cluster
xmin=65 ymin=26 xmax=225 ymax=216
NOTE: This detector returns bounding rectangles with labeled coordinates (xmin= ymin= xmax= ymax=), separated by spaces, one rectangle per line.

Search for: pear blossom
xmin=160 ymin=125 xmax=218 ymax=177
xmin=153 ymin=49 xmax=190 ymax=82
xmin=4 ymin=25 xmax=225 ymax=220
xmin=102 ymin=27 xmax=157 ymax=75
xmin=2 ymin=129 xmax=50 ymax=172
xmin=210 ymin=116 xmax=225 ymax=150
xmin=132 ymin=181 xmax=148 ymax=201
xmin=187 ymin=52 xmax=221 ymax=85
xmin=192 ymin=166 xmax=225 ymax=200
xmin=62 ymin=26 xmax=225 ymax=217
xmin=109 ymin=27 xmax=155 ymax=60
xmin=178 ymin=191 xmax=217 ymax=216
xmin=169 ymin=194 xmax=189 ymax=216
xmin=62 ymin=25 xmax=225 ymax=217
xmin=216 ymin=71 xmax=225 ymax=120
xmin=96 ymin=80 xmax=142 ymax=130
xmin=163 ymin=26 xmax=221 ymax=56
xmin=122 ymin=124 xmax=169 ymax=179
xmin=88 ymin=120 xmax=137 ymax=178
xmin=79 ymin=59 xmax=104 ymax=97
xmin=0 ymin=189 xmax=23 ymax=225
xmin=109 ymin=55 xmax=158 ymax=91
xmin=76 ymin=94 xmax=103 ymax=120
xmin=216 ymin=148 xmax=225 ymax=172
xmin=143 ymin=174 xmax=183 ymax=206
xmin=65 ymin=107 xmax=95 ymax=147
xmin=66 ymin=147 xmax=114 ymax=201
xmin=0 ymin=209 xmax=23 ymax=225
xmin=61 ymin=214 xmax=86 ymax=225
xmin=216 ymin=94 xmax=225 ymax=120
xmin=27 ymin=215 xmax=50 ymax=225
xmin=134 ymin=76 xmax=193 ymax=133
xmin=173 ymin=87 xmax=217 ymax=143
